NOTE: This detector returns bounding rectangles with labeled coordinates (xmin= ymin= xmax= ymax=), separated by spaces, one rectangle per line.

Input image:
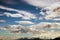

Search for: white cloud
xmin=40 ymin=3 xmax=60 ymax=20
xmin=23 ymin=0 xmax=60 ymax=7
xmin=31 ymin=22 xmax=52 ymax=28
xmin=23 ymin=0 xmax=60 ymax=20
xmin=1 ymin=25 xmax=23 ymax=31
xmin=4 ymin=12 xmax=23 ymax=17
xmin=0 ymin=20 xmax=6 ymax=23
xmin=0 ymin=6 xmax=18 ymax=12
xmin=39 ymin=17 xmax=44 ymax=20
xmin=18 ymin=11 xmax=37 ymax=20
xmin=4 ymin=11 xmax=36 ymax=20
xmin=15 ymin=21 xmax=35 ymax=25
xmin=30 ymin=22 xmax=60 ymax=29
xmin=53 ymin=18 xmax=60 ymax=20
xmin=40 ymin=12 xmax=45 ymax=16
xmin=0 ymin=5 xmax=37 ymax=20
xmin=8 ymin=25 xmax=22 ymax=29
xmin=45 ymin=3 xmax=60 ymax=20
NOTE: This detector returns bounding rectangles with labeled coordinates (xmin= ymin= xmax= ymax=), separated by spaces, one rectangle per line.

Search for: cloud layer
xmin=40 ymin=3 xmax=60 ymax=20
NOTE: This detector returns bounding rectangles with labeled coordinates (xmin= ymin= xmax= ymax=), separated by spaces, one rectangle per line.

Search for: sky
xmin=0 ymin=0 xmax=60 ymax=27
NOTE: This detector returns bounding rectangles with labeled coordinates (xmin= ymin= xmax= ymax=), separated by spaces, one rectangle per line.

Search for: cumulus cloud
xmin=23 ymin=0 xmax=60 ymax=7
xmin=30 ymin=22 xmax=52 ymax=28
xmin=18 ymin=11 xmax=37 ymax=20
xmin=0 ymin=6 xmax=19 ymax=12
xmin=1 ymin=25 xmax=24 ymax=33
xmin=0 ymin=20 xmax=6 ymax=23
xmin=40 ymin=12 xmax=45 ymax=16
xmin=30 ymin=22 xmax=60 ymax=31
xmin=8 ymin=25 xmax=22 ymax=29
xmin=23 ymin=0 xmax=60 ymax=20
xmin=45 ymin=3 xmax=60 ymax=20
xmin=40 ymin=3 xmax=60 ymax=20
xmin=0 ymin=5 xmax=37 ymax=20
xmin=15 ymin=21 xmax=35 ymax=25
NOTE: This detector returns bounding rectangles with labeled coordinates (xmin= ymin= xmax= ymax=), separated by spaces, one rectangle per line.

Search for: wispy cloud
xmin=0 ymin=20 xmax=6 ymax=23
xmin=4 ymin=12 xmax=23 ymax=17
xmin=15 ymin=21 xmax=35 ymax=25
xmin=0 ymin=6 xmax=19 ymax=12
xmin=0 ymin=5 xmax=37 ymax=20
xmin=4 ymin=11 xmax=36 ymax=20
xmin=0 ymin=12 xmax=4 ymax=16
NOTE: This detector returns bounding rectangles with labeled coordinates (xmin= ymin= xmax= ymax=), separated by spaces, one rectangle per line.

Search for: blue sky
xmin=0 ymin=0 xmax=60 ymax=26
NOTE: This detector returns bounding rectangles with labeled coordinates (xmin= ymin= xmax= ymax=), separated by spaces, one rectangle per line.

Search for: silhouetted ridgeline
xmin=16 ymin=37 xmax=60 ymax=40
xmin=53 ymin=37 xmax=60 ymax=40
xmin=16 ymin=38 xmax=44 ymax=40
xmin=0 ymin=37 xmax=60 ymax=40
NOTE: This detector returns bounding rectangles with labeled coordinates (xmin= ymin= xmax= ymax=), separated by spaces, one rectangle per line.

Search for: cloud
xmin=0 ymin=20 xmax=6 ymax=23
xmin=18 ymin=11 xmax=37 ymax=20
xmin=0 ymin=14 xmax=4 ymax=16
xmin=0 ymin=12 xmax=4 ymax=16
xmin=53 ymin=18 xmax=60 ymax=20
xmin=39 ymin=17 xmax=43 ymax=20
xmin=44 ymin=3 xmax=60 ymax=20
xmin=30 ymin=22 xmax=52 ymax=28
xmin=30 ymin=22 xmax=60 ymax=30
xmin=4 ymin=11 xmax=36 ymax=20
xmin=15 ymin=21 xmax=35 ymax=25
xmin=0 ymin=6 xmax=19 ymax=12
xmin=0 ymin=6 xmax=37 ymax=20
xmin=4 ymin=12 xmax=23 ymax=17
xmin=23 ymin=0 xmax=60 ymax=7
xmin=1 ymin=25 xmax=24 ymax=33
xmin=40 ymin=3 xmax=60 ymax=20
xmin=8 ymin=25 xmax=22 ymax=29
xmin=40 ymin=12 xmax=46 ymax=16
xmin=22 ymin=0 xmax=60 ymax=20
